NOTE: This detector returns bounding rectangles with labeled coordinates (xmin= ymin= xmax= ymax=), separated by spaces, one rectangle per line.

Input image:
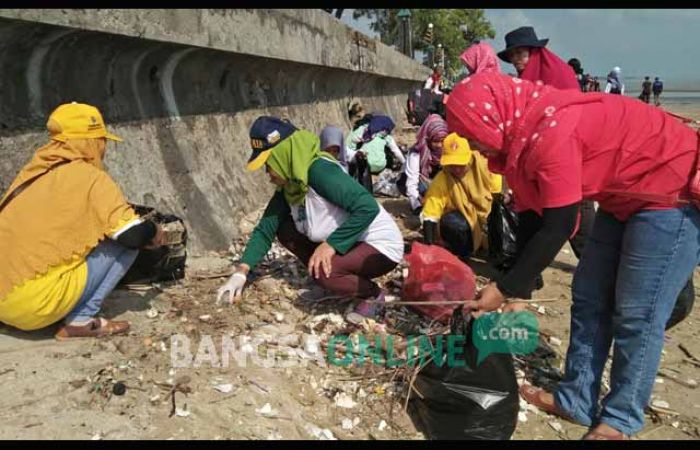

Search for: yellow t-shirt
xmin=423 ymin=172 xmax=502 ymax=221
xmin=0 ymin=212 xmax=141 ymax=331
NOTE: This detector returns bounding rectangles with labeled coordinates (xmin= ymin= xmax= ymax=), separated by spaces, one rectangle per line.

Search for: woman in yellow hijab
xmin=421 ymin=133 xmax=502 ymax=259
xmin=0 ymin=103 xmax=165 ymax=339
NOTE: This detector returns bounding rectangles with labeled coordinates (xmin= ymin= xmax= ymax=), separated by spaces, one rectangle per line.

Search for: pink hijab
xmin=445 ymin=72 xmax=601 ymax=176
xmin=519 ymin=47 xmax=579 ymax=90
xmin=411 ymin=114 xmax=449 ymax=180
xmin=460 ymin=42 xmax=501 ymax=75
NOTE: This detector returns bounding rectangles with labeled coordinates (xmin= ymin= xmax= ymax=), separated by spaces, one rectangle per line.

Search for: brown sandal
xmin=519 ymin=384 xmax=575 ymax=423
xmin=583 ymin=427 xmax=629 ymax=440
xmin=55 ymin=318 xmax=130 ymax=341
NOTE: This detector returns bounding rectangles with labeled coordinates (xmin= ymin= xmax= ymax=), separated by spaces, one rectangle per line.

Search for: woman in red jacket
xmin=447 ymin=72 xmax=700 ymax=440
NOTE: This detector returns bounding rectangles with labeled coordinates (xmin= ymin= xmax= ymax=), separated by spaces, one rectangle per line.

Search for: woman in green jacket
xmin=217 ymin=117 xmax=404 ymax=324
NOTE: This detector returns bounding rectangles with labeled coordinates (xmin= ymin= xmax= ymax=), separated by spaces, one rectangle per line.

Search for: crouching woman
xmin=421 ymin=133 xmax=502 ymax=260
xmin=0 ymin=103 xmax=165 ymax=339
xmin=217 ymin=117 xmax=404 ymax=324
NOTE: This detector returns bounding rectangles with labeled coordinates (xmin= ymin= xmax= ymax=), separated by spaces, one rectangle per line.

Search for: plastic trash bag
xmin=402 ymin=242 xmax=477 ymax=323
xmin=408 ymin=307 xmax=519 ymax=440
xmin=487 ymin=195 xmax=518 ymax=271
xmin=119 ymin=204 xmax=188 ymax=284
xmin=372 ymin=169 xmax=402 ymax=198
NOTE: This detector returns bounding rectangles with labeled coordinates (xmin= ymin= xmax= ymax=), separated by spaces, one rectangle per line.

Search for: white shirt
xmin=404 ymin=151 xmax=423 ymax=211
xmin=289 ymin=187 xmax=404 ymax=263
xmin=424 ymin=76 xmax=443 ymax=95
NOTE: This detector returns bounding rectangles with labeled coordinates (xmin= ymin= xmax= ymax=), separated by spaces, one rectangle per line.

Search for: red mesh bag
xmin=402 ymin=242 xmax=477 ymax=323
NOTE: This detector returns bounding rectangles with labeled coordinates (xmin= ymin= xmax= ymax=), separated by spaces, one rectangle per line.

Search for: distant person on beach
xmin=640 ymin=76 xmax=652 ymax=103
xmin=592 ymin=76 xmax=601 ymax=92
xmin=605 ymin=66 xmax=625 ymax=95
xmin=653 ymin=77 xmax=664 ymax=106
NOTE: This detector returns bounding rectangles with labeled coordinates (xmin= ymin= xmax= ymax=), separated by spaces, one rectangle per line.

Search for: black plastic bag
xmin=348 ymin=156 xmax=374 ymax=194
xmin=487 ymin=195 xmax=519 ymax=271
xmin=408 ymin=307 xmax=519 ymax=440
xmin=119 ymin=205 xmax=188 ymax=284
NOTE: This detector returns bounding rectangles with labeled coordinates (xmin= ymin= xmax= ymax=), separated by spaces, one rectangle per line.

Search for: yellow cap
xmin=440 ymin=132 xmax=472 ymax=166
xmin=46 ymin=102 xmax=123 ymax=143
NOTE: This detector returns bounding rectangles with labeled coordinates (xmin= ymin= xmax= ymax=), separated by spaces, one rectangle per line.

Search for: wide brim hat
xmin=497 ymin=26 xmax=549 ymax=63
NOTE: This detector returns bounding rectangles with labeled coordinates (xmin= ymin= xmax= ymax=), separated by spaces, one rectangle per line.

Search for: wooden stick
xmin=682 ymin=358 xmax=700 ymax=368
xmin=657 ymin=369 xmax=698 ymax=389
xmin=369 ymin=298 xmax=562 ymax=307
xmin=679 ymin=343 xmax=700 ymax=362
xmin=647 ymin=404 xmax=680 ymax=417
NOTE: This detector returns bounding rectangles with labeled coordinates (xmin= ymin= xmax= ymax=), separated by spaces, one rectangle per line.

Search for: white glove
xmin=217 ymin=272 xmax=247 ymax=305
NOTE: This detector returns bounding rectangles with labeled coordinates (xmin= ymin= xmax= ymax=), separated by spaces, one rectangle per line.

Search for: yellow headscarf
xmin=442 ymin=133 xmax=501 ymax=251
xmin=0 ymin=137 xmax=136 ymax=300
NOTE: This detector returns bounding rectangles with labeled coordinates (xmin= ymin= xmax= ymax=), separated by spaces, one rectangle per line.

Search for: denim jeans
xmin=554 ymin=206 xmax=700 ymax=435
xmin=65 ymin=239 xmax=139 ymax=323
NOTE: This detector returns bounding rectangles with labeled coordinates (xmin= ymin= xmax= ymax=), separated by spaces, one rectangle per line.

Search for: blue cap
xmin=247 ymin=116 xmax=297 ymax=171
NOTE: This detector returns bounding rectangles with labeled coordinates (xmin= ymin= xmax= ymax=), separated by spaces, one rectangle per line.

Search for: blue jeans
xmin=65 ymin=240 xmax=139 ymax=324
xmin=554 ymin=206 xmax=700 ymax=435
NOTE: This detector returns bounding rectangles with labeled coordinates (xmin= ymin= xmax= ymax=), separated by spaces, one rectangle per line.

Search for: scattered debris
xmin=255 ymin=403 xmax=278 ymax=417
xmin=174 ymin=407 xmax=191 ymax=418
xmin=112 ymin=381 xmax=126 ymax=396
xmin=146 ymin=308 xmax=159 ymax=319
xmin=652 ymin=399 xmax=670 ymax=409
xmin=213 ymin=383 xmax=234 ymax=394
xmin=334 ymin=392 xmax=357 ymax=409
xmin=548 ymin=420 xmax=563 ymax=433
xmin=305 ymin=423 xmax=336 ymax=440
xmin=378 ymin=420 xmax=388 ymax=431
xmin=342 ymin=418 xmax=354 ymax=430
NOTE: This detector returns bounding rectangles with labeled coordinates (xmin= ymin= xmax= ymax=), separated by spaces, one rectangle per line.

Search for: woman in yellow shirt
xmin=421 ymin=133 xmax=502 ymax=260
xmin=0 ymin=103 xmax=164 ymax=339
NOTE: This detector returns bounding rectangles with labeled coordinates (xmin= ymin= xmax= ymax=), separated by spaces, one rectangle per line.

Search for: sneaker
xmin=346 ymin=290 xmax=386 ymax=325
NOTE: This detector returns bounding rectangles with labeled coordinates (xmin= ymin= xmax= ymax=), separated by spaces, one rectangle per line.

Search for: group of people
xmin=640 ymin=76 xmax=665 ymax=105
xmin=1 ymin=24 xmax=699 ymax=442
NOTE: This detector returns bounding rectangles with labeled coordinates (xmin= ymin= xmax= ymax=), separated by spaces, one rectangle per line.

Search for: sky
xmin=341 ymin=9 xmax=700 ymax=90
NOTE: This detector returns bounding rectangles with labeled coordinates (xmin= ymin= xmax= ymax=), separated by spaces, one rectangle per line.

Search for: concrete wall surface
xmin=0 ymin=9 xmax=429 ymax=252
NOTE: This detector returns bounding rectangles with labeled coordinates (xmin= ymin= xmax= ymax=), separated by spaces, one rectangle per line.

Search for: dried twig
xmin=193 ymin=271 xmax=234 ymax=280
xmin=298 ymin=294 xmax=349 ymax=303
xmin=683 ymin=358 xmax=700 ymax=368
xmin=167 ymin=376 xmax=192 ymax=418
xmin=679 ymin=343 xmax=700 ymax=362
xmin=647 ymin=404 xmax=680 ymax=417
xmin=657 ymin=369 xmax=698 ymax=389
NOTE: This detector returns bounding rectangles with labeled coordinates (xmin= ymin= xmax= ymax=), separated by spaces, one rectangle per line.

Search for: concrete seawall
xmin=0 ymin=9 xmax=429 ymax=252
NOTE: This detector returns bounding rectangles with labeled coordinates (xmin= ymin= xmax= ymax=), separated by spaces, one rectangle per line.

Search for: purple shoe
xmin=346 ymin=291 xmax=386 ymax=325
